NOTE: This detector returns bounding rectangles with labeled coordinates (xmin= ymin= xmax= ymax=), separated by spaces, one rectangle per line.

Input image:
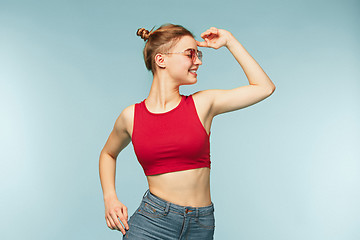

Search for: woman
xmin=99 ymin=23 xmax=275 ymax=239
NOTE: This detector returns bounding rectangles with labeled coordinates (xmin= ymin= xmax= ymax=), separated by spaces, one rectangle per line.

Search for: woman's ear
xmin=154 ymin=53 xmax=166 ymax=69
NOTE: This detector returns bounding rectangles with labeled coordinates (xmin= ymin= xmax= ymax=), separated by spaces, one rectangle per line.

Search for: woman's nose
xmin=194 ymin=55 xmax=202 ymax=65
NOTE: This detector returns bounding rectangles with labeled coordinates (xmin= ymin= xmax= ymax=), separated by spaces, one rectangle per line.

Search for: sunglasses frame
xmin=162 ymin=48 xmax=203 ymax=63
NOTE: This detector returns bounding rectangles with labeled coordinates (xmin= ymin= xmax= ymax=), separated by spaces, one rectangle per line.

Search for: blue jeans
xmin=123 ymin=189 xmax=215 ymax=240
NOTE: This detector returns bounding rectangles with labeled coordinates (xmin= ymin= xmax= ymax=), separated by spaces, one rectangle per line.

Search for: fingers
xmin=123 ymin=208 xmax=128 ymax=221
xmin=106 ymin=218 xmax=112 ymax=229
xmin=116 ymin=208 xmax=129 ymax=231
xmin=196 ymin=40 xmax=208 ymax=47
xmin=106 ymin=214 xmax=118 ymax=231
xmin=104 ymin=200 xmax=130 ymax=235
xmin=200 ymin=27 xmax=219 ymax=39
xmin=106 ymin=208 xmax=129 ymax=235
xmin=110 ymin=212 xmax=128 ymax=235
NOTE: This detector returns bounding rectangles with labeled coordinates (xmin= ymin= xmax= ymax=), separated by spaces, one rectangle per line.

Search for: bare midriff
xmin=146 ymin=167 xmax=211 ymax=208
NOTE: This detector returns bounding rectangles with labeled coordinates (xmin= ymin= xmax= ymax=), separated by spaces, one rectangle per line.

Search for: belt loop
xmin=143 ymin=189 xmax=149 ymax=199
xmin=196 ymin=207 xmax=199 ymax=219
xmin=165 ymin=202 xmax=170 ymax=215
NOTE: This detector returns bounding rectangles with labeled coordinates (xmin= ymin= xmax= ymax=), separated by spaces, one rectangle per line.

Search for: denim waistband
xmin=142 ymin=189 xmax=214 ymax=217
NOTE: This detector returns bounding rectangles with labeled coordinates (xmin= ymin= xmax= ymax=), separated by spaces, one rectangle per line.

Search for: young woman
xmin=99 ymin=23 xmax=275 ymax=239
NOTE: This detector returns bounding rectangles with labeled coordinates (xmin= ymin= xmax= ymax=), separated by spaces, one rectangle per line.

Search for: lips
xmin=189 ymin=69 xmax=197 ymax=77
xmin=189 ymin=71 xmax=197 ymax=76
xmin=189 ymin=68 xmax=198 ymax=75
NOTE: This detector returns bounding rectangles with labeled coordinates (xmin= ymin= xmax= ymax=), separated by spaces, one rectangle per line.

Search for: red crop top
xmin=131 ymin=94 xmax=211 ymax=176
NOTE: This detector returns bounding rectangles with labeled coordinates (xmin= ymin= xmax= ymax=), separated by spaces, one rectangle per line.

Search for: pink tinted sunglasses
xmin=162 ymin=48 xmax=203 ymax=63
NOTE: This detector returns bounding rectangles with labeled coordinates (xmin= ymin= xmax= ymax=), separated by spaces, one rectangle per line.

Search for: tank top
xmin=132 ymin=94 xmax=211 ymax=176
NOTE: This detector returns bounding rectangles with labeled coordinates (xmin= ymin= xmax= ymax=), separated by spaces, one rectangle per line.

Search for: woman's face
xmin=163 ymin=36 xmax=202 ymax=85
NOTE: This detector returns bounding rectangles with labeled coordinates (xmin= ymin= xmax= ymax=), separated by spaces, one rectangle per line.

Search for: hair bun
xmin=137 ymin=28 xmax=151 ymax=41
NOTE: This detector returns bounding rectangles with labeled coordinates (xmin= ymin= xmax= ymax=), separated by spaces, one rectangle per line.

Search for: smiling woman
xmin=136 ymin=25 xmax=197 ymax=75
xmin=99 ymin=23 xmax=275 ymax=240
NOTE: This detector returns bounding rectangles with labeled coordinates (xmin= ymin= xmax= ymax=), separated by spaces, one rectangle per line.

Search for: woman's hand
xmin=104 ymin=197 xmax=129 ymax=235
xmin=197 ymin=27 xmax=234 ymax=49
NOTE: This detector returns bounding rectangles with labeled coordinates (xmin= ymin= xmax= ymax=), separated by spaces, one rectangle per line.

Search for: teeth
xmin=189 ymin=70 xmax=197 ymax=72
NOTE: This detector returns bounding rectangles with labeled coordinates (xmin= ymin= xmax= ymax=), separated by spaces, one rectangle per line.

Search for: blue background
xmin=1 ymin=0 xmax=359 ymax=239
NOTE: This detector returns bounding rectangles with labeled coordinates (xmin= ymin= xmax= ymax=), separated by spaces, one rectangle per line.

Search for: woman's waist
xmin=142 ymin=189 xmax=214 ymax=216
xmin=148 ymin=186 xmax=211 ymax=208
xmin=146 ymin=168 xmax=211 ymax=207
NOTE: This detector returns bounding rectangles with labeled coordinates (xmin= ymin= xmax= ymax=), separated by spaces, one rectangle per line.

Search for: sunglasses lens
xmin=189 ymin=49 xmax=196 ymax=62
xmin=190 ymin=49 xmax=202 ymax=62
xmin=198 ymin=51 xmax=202 ymax=61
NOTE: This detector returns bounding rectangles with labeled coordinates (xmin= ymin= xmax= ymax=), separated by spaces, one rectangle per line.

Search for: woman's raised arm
xmin=197 ymin=27 xmax=276 ymax=116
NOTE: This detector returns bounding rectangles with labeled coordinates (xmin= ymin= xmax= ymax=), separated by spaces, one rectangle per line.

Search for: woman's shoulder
xmin=189 ymin=90 xmax=215 ymax=121
xmin=190 ymin=90 xmax=214 ymax=110
xmin=120 ymin=97 xmax=145 ymax=119
xmin=117 ymin=103 xmax=136 ymax=138
xmin=122 ymin=103 xmax=135 ymax=117
xmin=191 ymin=90 xmax=215 ymax=102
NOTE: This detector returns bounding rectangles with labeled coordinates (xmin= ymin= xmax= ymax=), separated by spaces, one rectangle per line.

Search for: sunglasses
xmin=162 ymin=48 xmax=203 ymax=63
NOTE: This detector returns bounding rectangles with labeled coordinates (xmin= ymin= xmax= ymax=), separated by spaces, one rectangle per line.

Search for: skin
xmin=99 ymin=27 xmax=276 ymax=235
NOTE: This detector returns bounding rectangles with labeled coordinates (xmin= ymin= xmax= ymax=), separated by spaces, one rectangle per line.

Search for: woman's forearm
xmin=225 ymin=34 xmax=275 ymax=90
xmin=99 ymin=152 xmax=118 ymax=200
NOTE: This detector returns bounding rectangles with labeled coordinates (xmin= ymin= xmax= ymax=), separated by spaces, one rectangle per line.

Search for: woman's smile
xmin=189 ymin=68 xmax=198 ymax=77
